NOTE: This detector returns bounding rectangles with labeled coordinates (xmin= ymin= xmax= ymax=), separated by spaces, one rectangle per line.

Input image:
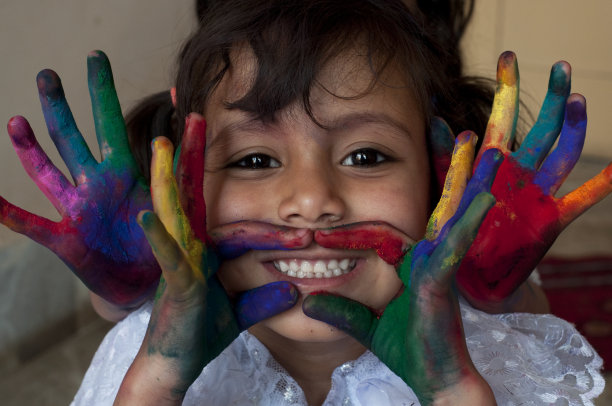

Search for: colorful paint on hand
xmin=136 ymin=118 xmax=301 ymax=395
xmin=303 ymin=145 xmax=502 ymax=404
xmin=1 ymin=52 xmax=159 ymax=308
xmin=456 ymin=52 xmax=612 ymax=305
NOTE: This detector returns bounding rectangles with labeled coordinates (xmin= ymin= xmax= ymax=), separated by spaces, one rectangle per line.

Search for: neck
xmin=249 ymin=325 xmax=366 ymax=406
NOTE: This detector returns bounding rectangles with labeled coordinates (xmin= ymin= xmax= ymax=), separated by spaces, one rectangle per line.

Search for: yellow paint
xmin=426 ymin=131 xmax=476 ymax=240
xmin=151 ymin=136 xmax=206 ymax=283
xmin=481 ymin=52 xmax=519 ymax=155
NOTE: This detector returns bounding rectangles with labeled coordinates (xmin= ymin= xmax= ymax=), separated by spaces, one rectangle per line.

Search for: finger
xmin=302 ymin=293 xmax=376 ymax=348
xmin=235 ymin=282 xmax=298 ymax=329
xmin=0 ymin=195 xmax=59 ymax=248
xmin=151 ymin=137 xmax=209 ymax=280
xmin=210 ymin=220 xmax=313 ymax=259
xmin=176 ymin=113 xmax=207 ymax=241
xmin=37 ymin=69 xmax=96 ymax=183
xmin=151 ymin=137 xmax=193 ymax=245
xmin=557 ymin=162 xmax=612 ymax=228
xmin=428 ymin=192 xmax=496 ymax=284
xmin=429 ymin=117 xmax=455 ymax=197
xmin=534 ymin=94 xmax=586 ymax=195
xmin=7 ymin=116 xmax=75 ymax=215
xmin=514 ymin=61 xmax=571 ymax=168
xmin=476 ymin=51 xmax=519 ymax=163
xmin=87 ymin=50 xmax=133 ymax=162
xmin=438 ymin=148 xmax=503 ymax=241
xmin=137 ymin=210 xmax=197 ymax=296
xmin=425 ymin=131 xmax=476 ymax=241
xmin=314 ymin=221 xmax=415 ymax=266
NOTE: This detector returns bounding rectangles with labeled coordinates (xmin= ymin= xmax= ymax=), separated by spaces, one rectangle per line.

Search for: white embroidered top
xmin=72 ymin=300 xmax=604 ymax=405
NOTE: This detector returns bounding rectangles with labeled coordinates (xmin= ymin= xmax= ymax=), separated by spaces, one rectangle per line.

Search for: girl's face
xmin=203 ymin=48 xmax=430 ymax=343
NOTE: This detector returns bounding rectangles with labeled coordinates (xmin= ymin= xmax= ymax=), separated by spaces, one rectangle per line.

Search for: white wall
xmin=0 ymin=0 xmax=196 ymax=364
xmin=463 ymin=0 xmax=612 ymax=159
xmin=0 ymin=0 xmax=196 ymax=247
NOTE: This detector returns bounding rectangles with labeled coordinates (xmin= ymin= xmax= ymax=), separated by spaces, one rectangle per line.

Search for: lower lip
xmin=262 ymin=259 xmax=363 ymax=289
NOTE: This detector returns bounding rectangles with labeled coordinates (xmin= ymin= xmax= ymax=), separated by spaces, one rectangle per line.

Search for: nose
xmin=278 ymin=163 xmax=346 ymax=227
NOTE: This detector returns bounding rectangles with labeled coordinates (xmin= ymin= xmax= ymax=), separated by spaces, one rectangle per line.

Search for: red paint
xmin=456 ymin=158 xmax=561 ymax=303
xmin=315 ymin=223 xmax=409 ymax=266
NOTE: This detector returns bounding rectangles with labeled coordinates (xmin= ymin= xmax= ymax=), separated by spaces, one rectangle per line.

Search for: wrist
xmin=432 ymin=374 xmax=496 ymax=406
xmin=115 ymin=349 xmax=188 ymax=405
xmin=90 ymin=292 xmax=149 ymax=322
xmin=460 ymin=280 xmax=549 ymax=314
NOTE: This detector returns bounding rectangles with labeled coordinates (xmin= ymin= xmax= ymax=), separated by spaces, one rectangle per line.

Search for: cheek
xmin=204 ymin=177 xmax=267 ymax=228
xmin=351 ymin=173 xmax=430 ymax=241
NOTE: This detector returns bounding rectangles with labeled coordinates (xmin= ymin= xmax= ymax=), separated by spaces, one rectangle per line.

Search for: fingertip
xmin=36 ymin=69 xmax=62 ymax=100
xmin=151 ymin=136 xmax=173 ymax=152
xmin=565 ymin=94 xmax=587 ymax=127
xmin=480 ymin=147 xmax=504 ymax=168
xmin=136 ymin=210 xmax=156 ymax=228
xmin=455 ymin=130 xmax=477 ymax=147
xmin=498 ymin=51 xmax=518 ymax=85
xmin=87 ymin=49 xmax=108 ymax=60
xmin=549 ymin=61 xmax=571 ymax=95
xmin=86 ymin=50 xmax=113 ymax=88
xmin=183 ymin=113 xmax=207 ymax=142
xmin=7 ymin=116 xmax=34 ymax=149
xmin=476 ymin=191 xmax=496 ymax=210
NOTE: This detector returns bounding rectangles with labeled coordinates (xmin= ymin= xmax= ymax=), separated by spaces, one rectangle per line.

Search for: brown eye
xmin=341 ymin=148 xmax=389 ymax=167
xmin=231 ymin=153 xmax=280 ymax=169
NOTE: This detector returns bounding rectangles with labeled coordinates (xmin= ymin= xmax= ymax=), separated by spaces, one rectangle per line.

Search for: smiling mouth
xmin=272 ymin=258 xmax=357 ymax=279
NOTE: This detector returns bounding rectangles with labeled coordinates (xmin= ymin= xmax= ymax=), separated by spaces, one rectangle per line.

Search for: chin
xmin=252 ymin=298 xmax=353 ymax=343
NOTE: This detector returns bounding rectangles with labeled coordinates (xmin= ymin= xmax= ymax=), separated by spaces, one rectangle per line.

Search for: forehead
xmin=206 ymin=44 xmax=424 ymax=126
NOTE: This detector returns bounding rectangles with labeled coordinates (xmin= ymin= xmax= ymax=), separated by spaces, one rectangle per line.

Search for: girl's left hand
xmin=115 ymin=114 xmax=304 ymax=405
xmin=304 ymin=133 xmax=502 ymax=405
xmin=442 ymin=52 xmax=612 ymax=311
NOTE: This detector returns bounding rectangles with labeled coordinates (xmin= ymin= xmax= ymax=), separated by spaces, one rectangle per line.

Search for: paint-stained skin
xmin=138 ymin=120 xmax=300 ymax=393
xmin=1 ymin=52 xmax=159 ymax=308
xmin=0 ymin=51 xmax=310 ymax=313
xmin=303 ymin=146 xmax=502 ymax=404
xmin=454 ymin=52 xmax=612 ymax=306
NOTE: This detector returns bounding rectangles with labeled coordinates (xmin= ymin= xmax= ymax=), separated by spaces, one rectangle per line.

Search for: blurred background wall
xmin=0 ymin=0 xmax=611 ymax=403
xmin=0 ymin=0 xmax=196 ymax=376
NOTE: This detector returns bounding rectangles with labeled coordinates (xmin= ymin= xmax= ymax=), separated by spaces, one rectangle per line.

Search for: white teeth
xmin=339 ymin=259 xmax=350 ymax=271
xmin=302 ymin=261 xmax=313 ymax=273
xmin=273 ymin=259 xmax=356 ymax=279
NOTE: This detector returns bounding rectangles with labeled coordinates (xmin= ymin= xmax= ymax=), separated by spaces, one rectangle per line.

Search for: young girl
xmin=2 ymin=0 xmax=611 ymax=404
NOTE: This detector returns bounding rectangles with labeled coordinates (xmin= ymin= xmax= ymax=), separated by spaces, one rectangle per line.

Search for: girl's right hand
xmin=1 ymin=51 xmax=159 ymax=309
xmin=115 ymin=115 xmax=303 ymax=405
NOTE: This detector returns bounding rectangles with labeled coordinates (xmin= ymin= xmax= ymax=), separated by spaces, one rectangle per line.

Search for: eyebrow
xmin=207 ymin=116 xmax=272 ymax=151
xmin=325 ymin=112 xmax=414 ymax=140
xmin=207 ymin=111 xmax=414 ymax=151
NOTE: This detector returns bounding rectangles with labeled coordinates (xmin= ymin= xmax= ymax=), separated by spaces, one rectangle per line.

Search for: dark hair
xmin=126 ymin=0 xmax=494 ymax=182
